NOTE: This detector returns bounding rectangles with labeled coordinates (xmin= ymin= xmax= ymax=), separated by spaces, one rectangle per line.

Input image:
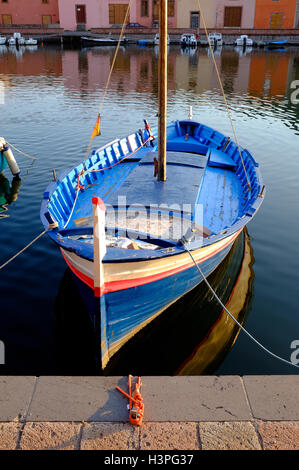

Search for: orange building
xmin=0 ymin=0 xmax=59 ymax=26
xmin=254 ymin=0 xmax=297 ymax=29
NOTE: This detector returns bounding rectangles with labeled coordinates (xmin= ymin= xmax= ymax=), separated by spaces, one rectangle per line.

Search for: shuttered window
xmin=153 ymin=0 xmax=175 ymax=20
xmin=141 ymin=0 xmax=148 ymax=17
xmin=224 ymin=7 xmax=242 ymax=27
xmin=270 ymin=13 xmax=283 ymax=29
xmin=2 ymin=15 xmax=12 ymax=25
xmin=109 ymin=4 xmax=130 ymax=24
xmin=42 ymin=15 xmax=52 ymax=25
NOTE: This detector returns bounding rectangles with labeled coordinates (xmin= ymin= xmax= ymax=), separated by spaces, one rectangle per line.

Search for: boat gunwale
xmin=41 ymin=120 xmax=265 ymax=263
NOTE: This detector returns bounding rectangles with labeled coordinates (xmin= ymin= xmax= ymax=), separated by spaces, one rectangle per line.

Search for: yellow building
xmin=176 ymin=0 xmax=215 ymax=29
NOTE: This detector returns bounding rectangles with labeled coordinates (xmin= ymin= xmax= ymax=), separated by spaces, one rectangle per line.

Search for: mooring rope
xmin=196 ymin=0 xmax=251 ymax=192
xmin=0 ymin=230 xmax=47 ymax=271
xmin=182 ymin=239 xmax=299 ymax=370
xmin=4 ymin=140 xmax=37 ymax=161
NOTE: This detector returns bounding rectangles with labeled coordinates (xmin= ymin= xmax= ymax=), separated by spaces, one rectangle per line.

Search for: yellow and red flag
xmin=91 ymin=113 xmax=101 ymax=139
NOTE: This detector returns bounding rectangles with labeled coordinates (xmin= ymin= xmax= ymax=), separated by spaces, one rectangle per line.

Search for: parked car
xmin=126 ymin=22 xmax=145 ymax=28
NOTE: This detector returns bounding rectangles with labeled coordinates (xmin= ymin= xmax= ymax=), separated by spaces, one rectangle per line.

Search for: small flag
xmin=91 ymin=113 xmax=101 ymax=139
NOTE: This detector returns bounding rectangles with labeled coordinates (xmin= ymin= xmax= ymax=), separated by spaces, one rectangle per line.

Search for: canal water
xmin=0 ymin=44 xmax=299 ymax=375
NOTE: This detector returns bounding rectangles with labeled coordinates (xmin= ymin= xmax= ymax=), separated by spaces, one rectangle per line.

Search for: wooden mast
xmin=158 ymin=0 xmax=167 ymax=182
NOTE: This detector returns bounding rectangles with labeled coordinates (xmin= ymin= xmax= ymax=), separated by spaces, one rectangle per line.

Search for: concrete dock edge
xmin=0 ymin=376 xmax=298 ymax=450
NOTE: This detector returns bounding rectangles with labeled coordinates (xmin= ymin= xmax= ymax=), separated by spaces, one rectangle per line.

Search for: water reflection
xmin=0 ymin=174 xmax=21 ymax=219
xmin=54 ymin=230 xmax=254 ymax=375
xmin=0 ymin=45 xmax=297 ymax=108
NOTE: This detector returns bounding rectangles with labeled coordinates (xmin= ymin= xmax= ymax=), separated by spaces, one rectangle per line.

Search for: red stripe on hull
xmin=61 ymin=230 xmax=241 ymax=296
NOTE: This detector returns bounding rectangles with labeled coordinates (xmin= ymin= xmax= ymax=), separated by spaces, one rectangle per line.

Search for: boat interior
xmin=42 ymin=120 xmax=263 ymax=259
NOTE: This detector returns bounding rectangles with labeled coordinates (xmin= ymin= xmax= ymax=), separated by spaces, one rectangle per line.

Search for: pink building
xmin=0 ymin=0 xmax=59 ymax=26
xmin=215 ymin=0 xmax=256 ymax=29
xmin=58 ymin=0 xmax=177 ymax=31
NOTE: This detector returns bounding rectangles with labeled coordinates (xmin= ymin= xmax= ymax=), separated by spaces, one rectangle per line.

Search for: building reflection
xmin=0 ymin=44 xmax=296 ymax=116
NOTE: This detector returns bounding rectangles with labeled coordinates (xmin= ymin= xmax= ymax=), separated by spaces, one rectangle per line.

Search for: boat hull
xmin=61 ymin=228 xmax=241 ymax=367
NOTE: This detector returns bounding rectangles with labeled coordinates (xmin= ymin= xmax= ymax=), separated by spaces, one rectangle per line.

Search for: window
xmin=224 ymin=7 xmax=242 ymax=27
xmin=153 ymin=0 xmax=175 ymax=19
xmin=168 ymin=0 xmax=175 ymax=17
xmin=2 ymin=15 xmax=12 ymax=24
xmin=42 ymin=0 xmax=49 ymax=4
xmin=270 ymin=12 xmax=283 ymax=28
xmin=42 ymin=15 xmax=52 ymax=25
xmin=141 ymin=0 xmax=148 ymax=17
xmin=190 ymin=11 xmax=199 ymax=29
xmin=109 ymin=4 xmax=130 ymax=24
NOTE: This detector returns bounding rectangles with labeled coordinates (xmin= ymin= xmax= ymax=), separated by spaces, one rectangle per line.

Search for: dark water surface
xmin=0 ymin=44 xmax=299 ymax=375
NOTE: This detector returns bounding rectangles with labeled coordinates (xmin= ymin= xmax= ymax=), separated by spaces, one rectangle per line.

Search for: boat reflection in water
xmin=54 ymin=229 xmax=254 ymax=375
xmin=0 ymin=174 xmax=22 ymax=219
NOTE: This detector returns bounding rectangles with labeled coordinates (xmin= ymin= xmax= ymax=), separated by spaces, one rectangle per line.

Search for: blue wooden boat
xmin=41 ymin=3 xmax=264 ymax=368
xmin=266 ymin=39 xmax=287 ymax=49
xmin=41 ymin=119 xmax=265 ymax=367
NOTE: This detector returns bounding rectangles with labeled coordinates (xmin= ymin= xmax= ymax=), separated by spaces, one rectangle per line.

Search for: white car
xmin=235 ymin=35 xmax=253 ymax=47
xmin=180 ymin=33 xmax=197 ymax=47
xmin=208 ymin=32 xmax=223 ymax=47
xmin=154 ymin=33 xmax=170 ymax=45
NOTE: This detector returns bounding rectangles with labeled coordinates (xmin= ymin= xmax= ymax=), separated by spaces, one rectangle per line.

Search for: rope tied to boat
xmin=197 ymin=0 xmax=251 ymax=192
xmin=0 ymin=230 xmax=47 ymax=271
xmin=4 ymin=139 xmax=38 ymax=161
xmin=182 ymin=238 xmax=299 ymax=370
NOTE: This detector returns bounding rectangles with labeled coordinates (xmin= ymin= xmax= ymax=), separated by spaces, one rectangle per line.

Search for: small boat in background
xmin=7 ymin=37 xmax=16 ymax=46
xmin=154 ymin=33 xmax=170 ymax=45
xmin=266 ymin=39 xmax=287 ymax=49
xmin=25 ymin=38 xmax=38 ymax=46
xmin=81 ymin=36 xmax=126 ymax=47
xmin=235 ymin=35 xmax=253 ymax=47
xmin=180 ymin=33 xmax=197 ymax=48
xmin=208 ymin=32 xmax=223 ymax=47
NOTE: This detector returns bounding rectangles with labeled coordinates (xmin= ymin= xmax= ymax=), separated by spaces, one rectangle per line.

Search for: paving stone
xmin=27 ymin=376 xmax=251 ymax=422
xmin=199 ymin=422 xmax=261 ymax=450
xmin=0 ymin=376 xmax=36 ymax=421
xmin=140 ymin=422 xmax=199 ymax=450
xmin=243 ymin=376 xmax=299 ymax=420
xmin=19 ymin=422 xmax=82 ymax=450
xmin=80 ymin=422 xmax=139 ymax=450
xmin=0 ymin=422 xmax=22 ymax=450
xmin=27 ymin=376 xmax=129 ymax=422
xmin=257 ymin=421 xmax=299 ymax=450
xmin=141 ymin=376 xmax=252 ymax=421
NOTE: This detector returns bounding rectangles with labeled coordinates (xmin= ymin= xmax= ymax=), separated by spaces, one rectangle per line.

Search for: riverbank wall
xmin=2 ymin=28 xmax=299 ymax=46
xmin=0 ymin=375 xmax=298 ymax=450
